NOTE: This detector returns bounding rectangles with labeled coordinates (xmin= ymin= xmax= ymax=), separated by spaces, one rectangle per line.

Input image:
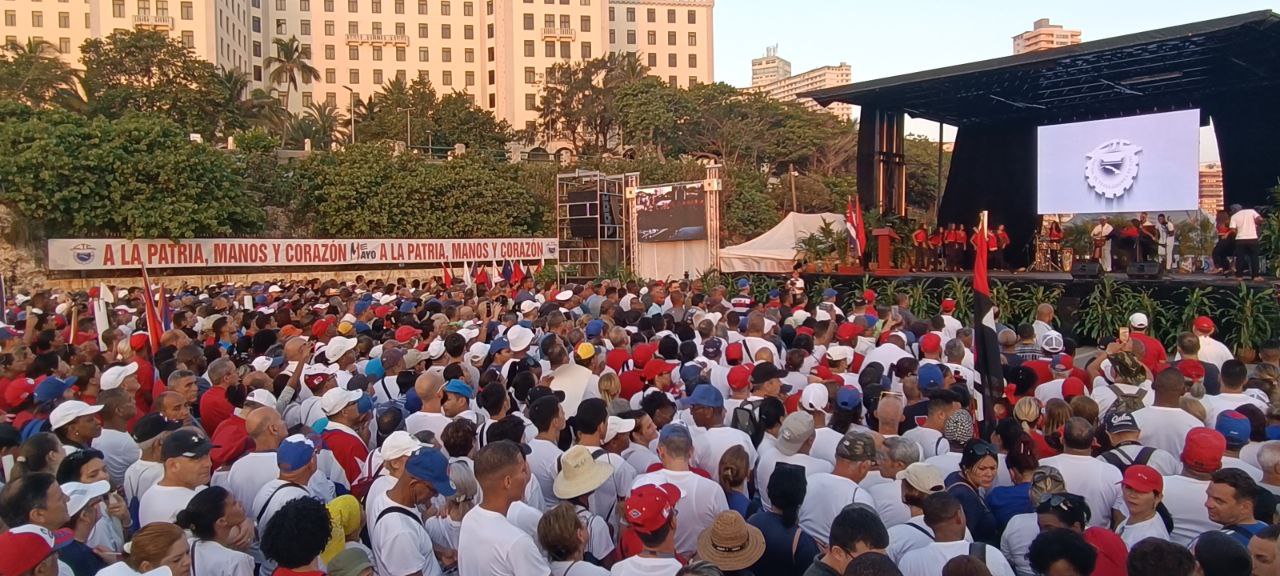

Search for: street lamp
xmin=342 ymin=86 xmax=356 ymax=144
xmin=425 ymin=130 xmax=434 ymax=158
xmin=397 ymin=107 xmax=412 ymax=150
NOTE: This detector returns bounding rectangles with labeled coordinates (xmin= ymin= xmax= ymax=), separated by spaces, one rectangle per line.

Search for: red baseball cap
xmin=725 ymin=342 xmax=744 ymax=363
xmin=836 ymin=323 xmax=861 ymax=344
xmin=3 ymin=378 xmax=35 ymax=409
xmin=1193 ymin=316 xmax=1215 ymax=334
xmin=1182 ymin=428 xmax=1225 ymax=473
xmin=372 ymin=305 xmax=394 ymax=318
xmin=728 ymin=364 xmax=754 ymax=391
xmin=625 ymin=483 xmax=681 ymax=534
xmin=312 ymin=316 xmax=337 ymax=339
xmin=643 ymin=358 xmax=676 ymax=382
xmin=813 ymin=364 xmax=836 ymax=383
xmin=1122 ymin=464 xmax=1163 ymax=493
xmin=129 ymin=332 xmax=150 ymax=352
xmin=632 ymin=343 xmax=656 ymax=367
xmin=1177 ymin=359 xmax=1205 ymax=382
xmin=0 ymin=525 xmax=69 ymax=575
xmin=1061 ymin=377 xmax=1086 ymax=400
xmin=940 ymin=299 xmax=956 ymax=313
xmin=796 ymin=326 xmax=815 ymax=337
xmin=395 ymin=325 xmax=423 ymax=343
xmin=619 ymin=370 xmax=645 ymax=400
xmin=606 ymin=348 xmax=630 ymax=373
xmin=919 ymin=333 xmax=942 ymax=355
xmin=863 ymin=290 xmax=877 ymax=305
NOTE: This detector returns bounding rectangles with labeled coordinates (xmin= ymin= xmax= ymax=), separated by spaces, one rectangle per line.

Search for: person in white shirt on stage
xmin=1228 ymin=203 xmax=1264 ymax=279
xmin=458 ymin=440 xmax=551 ymax=576
xmin=1092 ymin=216 xmax=1115 ymax=272
xmin=1157 ymin=213 xmax=1176 ymax=271
xmin=899 ymin=492 xmax=1015 ymax=576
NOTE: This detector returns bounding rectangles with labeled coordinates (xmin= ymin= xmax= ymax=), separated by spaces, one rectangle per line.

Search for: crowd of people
xmin=0 ymin=273 xmax=1279 ymax=576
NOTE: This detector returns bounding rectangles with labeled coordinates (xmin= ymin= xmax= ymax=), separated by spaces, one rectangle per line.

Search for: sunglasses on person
xmin=967 ymin=441 xmax=997 ymax=458
xmin=1036 ymin=493 xmax=1083 ymax=513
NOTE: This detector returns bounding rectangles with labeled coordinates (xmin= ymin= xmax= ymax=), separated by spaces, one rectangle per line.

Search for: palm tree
xmin=288 ymin=101 xmax=347 ymax=150
xmin=263 ymin=36 xmax=319 ymax=111
xmin=603 ymin=51 xmax=649 ymax=88
xmin=0 ymin=38 xmax=79 ymax=108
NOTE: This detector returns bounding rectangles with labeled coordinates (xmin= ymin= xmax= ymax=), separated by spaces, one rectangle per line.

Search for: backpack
xmin=731 ymin=399 xmax=764 ymax=447
xmin=350 ymin=453 xmax=385 ymax=505
xmin=1107 ymin=384 xmax=1147 ymax=415
xmin=1100 ymin=445 xmax=1156 ymax=474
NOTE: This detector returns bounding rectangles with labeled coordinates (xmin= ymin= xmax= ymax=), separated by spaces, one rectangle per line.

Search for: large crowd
xmin=1 ymin=274 xmax=1279 ymax=576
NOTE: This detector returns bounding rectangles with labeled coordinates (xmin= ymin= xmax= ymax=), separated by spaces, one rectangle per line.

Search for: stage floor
xmin=869 ymin=270 xmax=1273 ymax=286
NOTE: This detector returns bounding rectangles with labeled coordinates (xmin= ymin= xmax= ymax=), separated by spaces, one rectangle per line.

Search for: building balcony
xmin=541 ymin=27 xmax=575 ymax=41
xmin=133 ymin=14 xmax=174 ymax=28
xmin=345 ymin=33 xmax=410 ymax=46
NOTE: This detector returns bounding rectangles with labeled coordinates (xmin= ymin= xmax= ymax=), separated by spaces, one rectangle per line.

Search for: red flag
xmin=846 ymin=196 xmax=867 ymax=258
xmin=474 ymin=264 xmax=490 ymax=288
xmin=138 ymin=263 xmax=163 ymax=352
xmin=972 ymin=211 xmax=1002 ymax=434
xmin=510 ymin=261 xmax=525 ymax=286
xmin=442 ymin=262 xmax=454 ymax=288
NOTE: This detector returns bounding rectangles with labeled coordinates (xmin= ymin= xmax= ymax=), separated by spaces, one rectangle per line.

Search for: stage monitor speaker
xmin=1126 ymin=262 xmax=1162 ymax=280
xmin=1070 ymin=261 xmax=1102 ymax=279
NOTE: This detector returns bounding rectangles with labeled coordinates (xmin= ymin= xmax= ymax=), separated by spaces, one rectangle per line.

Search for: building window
xmin=688 ymin=32 xmax=696 ymax=46
xmin=525 ymin=93 xmax=535 ymax=110
xmin=524 ymin=40 xmax=534 ymax=57
xmin=301 ymin=43 xmax=311 ymax=59
xmin=179 ymin=1 xmax=192 ymax=18
xmin=647 ymin=52 xmax=655 ymax=67
xmin=462 ymin=1 xmax=471 ymax=15
xmin=687 ymin=9 xmax=695 ymax=24
xmin=348 ymin=45 xmax=358 ymax=59
xmin=580 ymin=15 xmax=589 ymax=32
xmin=253 ymin=15 xmax=261 ymax=31
xmin=487 ymin=23 xmax=492 ymax=38
xmin=607 ymin=6 xmax=613 ymax=21
xmin=372 ymin=22 xmax=381 ymax=33
xmin=373 ymin=69 xmax=382 ymax=84
xmin=689 ymin=76 xmax=697 ymax=86
xmin=440 ymin=0 xmax=449 ymax=15
xmin=325 ymin=20 xmax=334 ymax=35
xmin=348 ymin=21 xmax=357 ymax=33
xmin=559 ymin=41 xmax=569 ymax=58
xmin=253 ymin=65 xmax=262 ymax=80
xmin=543 ymin=41 xmax=553 ymax=57
xmin=523 ymin=13 xmax=533 ymax=29
xmin=418 ymin=46 xmax=428 ymax=61
xmin=395 ymin=22 xmax=404 ymax=35
xmin=324 ymin=0 xmax=332 ymax=11
xmin=326 ymin=92 xmax=336 ymax=105
xmin=371 ymin=0 xmax=379 ymax=12
xmin=395 ymin=46 xmax=404 ymax=61
xmin=464 ymin=71 xmax=474 ymax=86
xmin=57 ymin=11 xmax=68 ymax=27
xmin=543 ymin=13 xmax=553 ymax=28
xmin=372 ymin=46 xmax=382 ymax=60
xmin=417 ymin=0 xmax=426 ymax=13
xmin=276 ymin=19 xmax=287 ymax=34
xmin=347 ymin=0 xmax=356 ymax=11
xmin=324 ymin=44 xmax=332 ymax=58
xmin=646 ymin=7 xmax=654 ymax=22
xmin=441 ymin=47 xmax=451 ymax=61
xmin=464 ymin=48 xmax=473 ymax=62
xmin=688 ymin=53 xmax=696 ymax=68
xmin=524 ymin=66 xmax=535 ymax=83
xmin=626 ymin=29 xmax=634 ymax=44
xmin=442 ymin=70 xmax=452 ymax=85
xmin=418 ymin=23 xmax=427 ymax=37
xmin=325 ymin=68 xmax=335 ymax=83
xmin=667 ymin=8 xmax=674 ymax=23
xmin=255 ymin=41 xmax=263 ymax=56
xmin=608 ymin=29 xmax=614 ymax=43
xmin=349 ymin=69 xmax=359 ymax=83
xmin=625 ymin=7 xmax=633 ymax=22
xmin=463 ymin=25 xmax=472 ymax=39
xmin=181 ymin=30 xmax=194 ymax=47
xmin=667 ymin=53 xmax=675 ymax=67
xmin=138 ymin=0 xmax=150 ymax=16
xmin=441 ymin=24 xmax=450 ymax=38
xmin=300 ymin=20 xmax=310 ymax=35
xmin=487 ymin=70 xmax=493 ymax=84
xmin=487 ymin=46 xmax=493 ymax=61
xmin=301 ymin=0 xmax=309 ymax=9
xmin=668 ymin=75 xmax=676 ymax=86
xmin=559 ymin=14 xmax=568 ymax=27
xmin=111 ymin=0 xmax=124 ymax=17
xmin=302 ymin=92 xmax=312 ymax=105
xmin=58 ymin=37 xmax=70 ymax=52
xmin=31 ymin=12 xmax=43 ymax=27
xmin=581 ymin=41 xmax=590 ymax=59
xmin=275 ymin=0 xmax=284 ymax=10
xmin=667 ymin=31 xmax=675 ymax=45
xmin=394 ymin=0 xmax=402 ymax=13
xmin=646 ymin=31 xmax=655 ymax=45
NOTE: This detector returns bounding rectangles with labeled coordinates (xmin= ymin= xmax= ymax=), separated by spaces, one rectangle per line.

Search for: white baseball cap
xmin=1129 ymin=312 xmax=1149 ymax=329
xmin=378 ymin=294 xmax=397 ymax=305
xmin=800 ymin=384 xmax=829 ymax=412
xmin=467 ymin=342 xmax=490 ymax=364
xmin=425 ymin=338 xmax=447 ymax=360
xmin=99 ymin=363 xmax=139 ymax=391
xmin=457 ymin=327 xmax=480 ymax=342
xmin=825 ymin=346 xmax=855 ymax=363
xmin=506 ymin=326 xmax=534 ymax=352
xmin=380 ymin=430 xmax=423 ymax=460
xmin=603 ymin=416 xmax=636 ymax=444
xmin=267 ymin=285 xmax=283 ymax=293
xmin=320 ymin=387 xmax=363 ymax=415
xmin=50 ymin=400 xmax=104 ymax=430
xmin=1037 ymin=330 xmax=1065 ymax=354
xmin=62 ymin=480 xmax=110 ymax=517
xmin=554 ymin=290 xmax=573 ymax=302
xmin=325 ymin=336 xmax=358 ymax=363
xmin=519 ymin=300 xmax=539 ymax=315
xmin=246 ymin=388 xmax=277 ymax=408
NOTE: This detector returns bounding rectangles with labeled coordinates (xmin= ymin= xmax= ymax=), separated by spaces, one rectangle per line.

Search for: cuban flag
xmin=846 ymin=196 xmax=867 ymax=259
xmin=510 ymin=261 xmax=525 ymax=286
xmin=973 ymin=211 xmax=1004 ymax=434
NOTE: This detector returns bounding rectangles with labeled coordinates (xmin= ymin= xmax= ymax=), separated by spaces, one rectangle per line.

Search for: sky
xmin=712 ymin=0 xmax=1279 ymax=160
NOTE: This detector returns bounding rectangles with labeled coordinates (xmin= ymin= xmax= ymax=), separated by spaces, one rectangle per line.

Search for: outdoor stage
xmin=861 ymin=270 xmax=1273 ymax=287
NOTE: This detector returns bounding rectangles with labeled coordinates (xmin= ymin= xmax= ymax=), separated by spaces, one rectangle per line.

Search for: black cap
xmin=161 ymin=428 xmax=214 ymax=460
xmin=750 ymin=363 xmax=783 ymax=385
xmin=132 ymin=413 xmax=182 ymax=443
xmin=526 ymin=386 xmax=565 ymax=404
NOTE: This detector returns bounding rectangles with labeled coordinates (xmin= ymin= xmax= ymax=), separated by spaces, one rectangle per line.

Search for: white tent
xmin=718 ymin=212 xmax=846 ymax=273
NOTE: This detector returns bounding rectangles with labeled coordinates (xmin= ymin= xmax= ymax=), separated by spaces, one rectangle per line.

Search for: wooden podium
xmin=873 ymin=228 xmax=903 ymax=273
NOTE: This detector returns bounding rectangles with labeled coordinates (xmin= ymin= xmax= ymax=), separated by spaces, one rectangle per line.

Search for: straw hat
xmin=695 ymin=511 xmax=766 ymax=571
xmin=553 ymin=445 xmax=615 ymax=500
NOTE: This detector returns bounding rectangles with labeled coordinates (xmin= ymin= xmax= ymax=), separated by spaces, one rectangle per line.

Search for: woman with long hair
xmin=747 ymin=463 xmax=818 ymax=574
xmin=9 ymin=432 xmax=64 ymax=480
xmin=175 ymin=485 xmax=254 ymax=576
xmin=1041 ymin=398 xmax=1072 ymax=454
xmin=127 ymin=523 xmax=193 ymax=576
xmin=423 ymin=459 xmax=480 ymax=572
xmin=717 ymin=444 xmax=752 ymax=518
xmin=596 ymin=372 xmax=628 ymax=415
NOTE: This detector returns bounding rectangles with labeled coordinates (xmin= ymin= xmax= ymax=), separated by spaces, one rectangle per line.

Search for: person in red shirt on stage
xmin=930 ymin=225 xmax=945 ymax=271
xmin=319 ymin=387 xmax=370 ymax=484
xmin=912 ymin=223 xmax=929 ymax=272
xmin=1047 ymin=220 xmax=1065 ymax=270
xmin=995 ymin=225 xmax=1011 ymax=271
xmin=944 ymin=224 xmax=962 ymax=272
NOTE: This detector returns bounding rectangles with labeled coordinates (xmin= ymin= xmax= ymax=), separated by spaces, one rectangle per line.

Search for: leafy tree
xmin=286 ymin=101 xmax=347 ymax=150
xmin=0 ymin=39 xmax=79 ymax=109
xmin=903 ymin=134 xmax=951 ymax=211
xmin=264 ymin=36 xmax=320 ymax=112
xmin=0 ymin=104 xmax=263 ymax=238
xmin=351 ymin=78 xmax=511 ymax=153
xmin=615 ymin=77 xmax=693 ymax=156
xmin=80 ymin=30 xmax=230 ymax=138
xmin=722 ymin=165 xmax=781 ymax=242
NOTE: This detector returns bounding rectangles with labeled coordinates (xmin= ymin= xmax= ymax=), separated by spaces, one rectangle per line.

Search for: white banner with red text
xmin=48 ymin=238 xmax=558 ymax=270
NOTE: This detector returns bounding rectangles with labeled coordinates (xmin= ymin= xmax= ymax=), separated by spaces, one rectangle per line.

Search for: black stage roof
xmin=804 ymin=10 xmax=1280 ymax=126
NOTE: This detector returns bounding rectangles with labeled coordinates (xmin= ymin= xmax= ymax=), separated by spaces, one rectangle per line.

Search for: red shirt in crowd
xmin=1130 ymin=332 xmax=1168 ymax=371
xmin=199 ymin=386 xmax=235 ymax=434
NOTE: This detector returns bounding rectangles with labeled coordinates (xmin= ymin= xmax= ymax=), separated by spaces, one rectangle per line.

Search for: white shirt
xmin=217 ymin=452 xmax=330 ymax=522
xmin=1230 ymin=208 xmax=1262 ymax=240
xmin=372 ymin=376 xmax=403 ymax=404
xmin=741 ymin=336 xmax=781 ymax=367
xmin=506 ymin=500 xmax=543 ymax=540
xmin=1206 ymin=392 xmax=1268 ymax=427
xmin=1116 ymin=515 xmax=1171 ymax=550
xmin=692 ymin=425 xmax=757 ymax=474
xmin=863 ymin=343 xmax=912 ymax=379
xmin=575 ymin=504 xmax=615 ymax=562
xmin=528 ymin=438 xmax=564 ymax=510
xmin=370 ymin=494 xmax=443 ymax=576
xmin=799 ymin=473 xmax=877 ymax=545
xmin=1097 ymin=444 xmax=1182 ymax=477
xmin=139 ymin=484 xmax=203 ymax=526
xmin=1039 ymin=453 xmax=1121 ymax=528
xmin=1193 ymin=336 xmax=1234 ymax=370
xmin=1132 ymin=405 xmax=1205 ymax=455
xmin=1034 ymin=378 xmax=1068 ymax=404
xmin=1032 ymin=320 xmax=1054 ymax=341
xmin=902 ymin=427 xmax=948 ymax=459
xmin=621 ymin=442 xmax=661 ymax=477
xmin=755 ymin=451 xmax=833 ymax=510
xmin=550 ymin=363 xmax=594 ymax=417
xmin=609 ymin=556 xmax=683 ymax=576
xmin=458 ymin=506 xmax=550 ymax=576
xmin=870 ymin=478 xmax=912 ymax=528
xmin=251 ymin=479 xmax=311 ymax=536
xmin=941 ymin=315 xmax=963 ymax=342
xmin=999 ymin=513 xmax=1038 ymax=576
xmin=900 ymin=540 xmax=1016 ymax=576
xmin=1162 ymin=474 xmax=1221 ymax=546
xmin=190 ymin=539 xmax=255 ymax=576
xmin=552 ymin=560 xmax=610 ymax=576
xmin=587 ymin=452 xmax=637 ymax=534
xmin=1090 ymin=381 xmax=1154 ymax=415
xmin=123 ymin=459 xmax=163 ymax=508
xmin=631 ymin=468 xmax=728 ymax=557
xmin=809 ymin=427 xmax=845 ymax=467
xmin=1223 ymin=455 xmax=1265 ymax=481
xmin=92 ymin=429 xmax=141 ymax=487
xmin=405 ymin=410 xmax=454 ymax=439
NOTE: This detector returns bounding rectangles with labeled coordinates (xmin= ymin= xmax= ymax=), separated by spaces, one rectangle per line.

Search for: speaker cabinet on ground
xmin=1070 ymin=261 xmax=1102 ymax=279
xmin=1126 ymin=262 xmax=1162 ymax=280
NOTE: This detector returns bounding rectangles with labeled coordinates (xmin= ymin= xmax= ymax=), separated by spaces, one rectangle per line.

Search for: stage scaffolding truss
xmin=555 ymin=170 xmax=638 ymax=281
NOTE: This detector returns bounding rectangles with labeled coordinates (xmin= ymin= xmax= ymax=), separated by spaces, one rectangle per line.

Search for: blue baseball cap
xmin=356 ymin=394 xmax=375 ymax=415
xmin=398 ymin=301 xmax=417 ymax=314
xmin=836 ymin=386 xmax=863 ymax=410
xmin=822 ymin=288 xmax=838 ymax=299
xmin=585 ymin=319 xmax=605 ymax=339
xmin=767 ymin=290 xmax=780 ymax=300
xmin=443 ymin=379 xmax=473 ymax=399
xmin=679 ymin=364 xmax=704 ymax=387
xmin=489 ymin=336 xmax=510 ymax=355
xmin=354 ymin=300 xmax=372 ymax=316
xmin=1266 ymin=424 xmax=1280 ymax=441
xmin=918 ymin=364 xmax=945 ymax=391
xmin=364 ymin=358 xmax=385 ymax=381
xmin=405 ymin=447 xmax=456 ymax=497
xmin=34 ymin=376 xmax=78 ymax=404
xmin=277 ymin=434 xmax=320 ymax=472
xmin=736 ymin=278 xmax=750 ymax=290
xmin=254 ymin=294 xmax=268 ymax=305
xmin=687 ymin=384 xmax=724 ymax=409
xmin=1215 ymin=411 xmax=1251 ymax=449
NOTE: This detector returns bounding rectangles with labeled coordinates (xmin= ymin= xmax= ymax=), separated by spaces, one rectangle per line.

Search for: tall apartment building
xmin=1200 ymin=162 xmax=1224 ymax=214
xmin=1012 ymin=18 xmax=1080 ymax=54
xmin=2 ymin=0 xmax=714 ymax=138
xmin=749 ymin=48 xmax=851 ymax=121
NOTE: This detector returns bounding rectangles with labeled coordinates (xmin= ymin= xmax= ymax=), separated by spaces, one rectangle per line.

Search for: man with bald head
xmin=216 ymin=406 xmax=290 ymax=513
xmin=405 ymin=372 xmax=451 ymax=439
xmin=160 ymin=328 xmax=191 ymax=351
xmin=1033 ymin=303 xmax=1055 ymax=340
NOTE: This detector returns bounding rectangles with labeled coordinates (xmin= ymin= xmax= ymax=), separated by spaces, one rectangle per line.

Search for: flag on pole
xmin=158 ymin=283 xmax=171 ymax=331
xmin=510 ymin=261 xmax=525 ymax=286
xmin=501 ymin=260 xmax=514 ymax=284
xmin=442 ymin=262 xmax=454 ymax=288
xmin=138 ymin=263 xmax=164 ymax=352
xmin=474 ymin=263 xmax=490 ymax=288
xmin=846 ymin=195 xmax=867 ymax=259
xmin=972 ymin=211 xmax=1003 ymax=435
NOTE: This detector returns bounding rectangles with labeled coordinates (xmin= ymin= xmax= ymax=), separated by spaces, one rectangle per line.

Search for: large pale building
xmin=1012 ymin=18 xmax=1080 ymax=54
xmin=1200 ymin=162 xmax=1224 ymax=214
xmin=2 ymin=0 xmax=714 ymax=138
xmin=749 ymin=48 xmax=852 ymax=121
